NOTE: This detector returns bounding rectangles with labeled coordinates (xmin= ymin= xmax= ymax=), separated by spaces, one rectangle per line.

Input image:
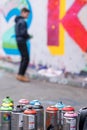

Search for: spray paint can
xmin=62 ymin=106 xmax=75 ymax=114
xmin=61 ymin=106 xmax=75 ymax=129
xmin=32 ymin=102 xmax=44 ymax=130
xmin=2 ymin=96 xmax=14 ymax=108
xmin=2 ymin=102 xmax=14 ymax=108
xmin=55 ymin=101 xmax=65 ymax=130
xmin=11 ymin=105 xmax=24 ymax=130
xmin=46 ymin=106 xmax=59 ymax=130
xmin=23 ymin=109 xmax=37 ymax=130
xmin=0 ymin=106 xmax=12 ymax=130
xmin=30 ymin=100 xmax=44 ymax=130
xmin=78 ymin=107 xmax=87 ymax=130
xmin=3 ymin=96 xmax=13 ymax=104
xmin=23 ymin=105 xmax=32 ymax=111
xmin=62 ymin=106 xmax=75 ymax=121
xmin=18 ymin=99 xmax=29 ymax=108
xmin=30 ymin=100 xmax=41 ymax=106
xmin=63 ymin=111 xmax=78 ymax=130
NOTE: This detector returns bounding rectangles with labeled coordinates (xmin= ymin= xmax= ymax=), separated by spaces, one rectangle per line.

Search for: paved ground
xmin=0 ymin=69 xmax=87 ymax=112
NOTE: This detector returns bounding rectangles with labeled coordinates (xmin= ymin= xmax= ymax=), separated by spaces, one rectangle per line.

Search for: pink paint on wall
xmin=47 ymin=0 xmax=60 ymax=46
xmin=62 ymin=0 xmax=87 ymax=52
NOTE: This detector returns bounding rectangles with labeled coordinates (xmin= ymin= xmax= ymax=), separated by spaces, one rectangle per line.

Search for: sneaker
xmin=16 ymin=75 xmax=30 ymax=82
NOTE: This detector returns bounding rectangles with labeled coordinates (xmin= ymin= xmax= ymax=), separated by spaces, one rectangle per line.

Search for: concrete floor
xmin=0 ymin=69 xmax=87 ymax=112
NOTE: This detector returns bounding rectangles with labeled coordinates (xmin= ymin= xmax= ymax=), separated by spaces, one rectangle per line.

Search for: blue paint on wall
xmin=2 ymin=0 xmax=33 ymax=55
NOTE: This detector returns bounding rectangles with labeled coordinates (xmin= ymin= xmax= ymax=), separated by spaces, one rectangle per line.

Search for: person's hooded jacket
xmin=15 ymin=16 xmax=31 ymax=43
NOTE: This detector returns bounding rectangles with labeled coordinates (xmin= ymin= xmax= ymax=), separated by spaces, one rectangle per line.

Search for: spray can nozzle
xmin=55 ymin=101 xmax=65 ymax=109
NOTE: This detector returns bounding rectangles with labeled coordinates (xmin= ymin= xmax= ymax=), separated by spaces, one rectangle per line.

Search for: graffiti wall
xmin=0 ymin=0 xmax=87 ymax=72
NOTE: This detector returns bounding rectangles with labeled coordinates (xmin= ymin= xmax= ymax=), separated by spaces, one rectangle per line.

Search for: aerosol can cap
xmin=55 ymin=101 xmax=65 ymax=109
xmin=47 ymin=106 xmax=58 ymax=111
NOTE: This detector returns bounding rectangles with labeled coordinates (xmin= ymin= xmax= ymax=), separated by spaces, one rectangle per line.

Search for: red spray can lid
xmin=24 ymin=109 xmax=36 ymax=115
xmin=47 ymin=106 xmax=58 ymax=111
xmin=62 ymin=105 xmax=75 ymax=112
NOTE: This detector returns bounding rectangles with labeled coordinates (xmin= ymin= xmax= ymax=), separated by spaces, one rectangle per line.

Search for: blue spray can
xmin=55 ymin=101 xmax=65 ymax=129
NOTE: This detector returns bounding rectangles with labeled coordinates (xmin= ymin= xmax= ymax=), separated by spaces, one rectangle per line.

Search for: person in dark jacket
xmin=15 ymin=7 xmax=31 ymax=82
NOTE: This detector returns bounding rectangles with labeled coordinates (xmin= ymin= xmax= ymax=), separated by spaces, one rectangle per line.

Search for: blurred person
xmin=15 ymin=7 xmax=32 ymax=82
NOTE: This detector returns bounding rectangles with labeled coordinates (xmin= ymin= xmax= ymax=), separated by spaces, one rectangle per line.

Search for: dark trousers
xmin=17 ymin=42 xmax=29 ymax=75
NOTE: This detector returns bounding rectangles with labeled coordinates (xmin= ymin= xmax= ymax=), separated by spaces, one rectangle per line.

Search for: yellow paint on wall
xmin=60 ymin=0 xmax=66 ymax=19
xmin=48 ymin=0 xmax=66 ymax=55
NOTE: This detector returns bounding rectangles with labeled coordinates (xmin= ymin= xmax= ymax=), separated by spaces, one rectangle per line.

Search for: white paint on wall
xmin=29 ymin=0 xmax=87 ymax=72
xmin=78 ymin=4 xmax=87 ymax=30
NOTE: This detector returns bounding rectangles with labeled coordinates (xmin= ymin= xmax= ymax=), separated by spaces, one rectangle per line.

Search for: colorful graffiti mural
xmin=47 ymin=0 xmax=87 ymax=55
xmin=0 ymin=0 xmax=87 ymax=72
xmin=0 ymin=0 xmax=32 ymax=55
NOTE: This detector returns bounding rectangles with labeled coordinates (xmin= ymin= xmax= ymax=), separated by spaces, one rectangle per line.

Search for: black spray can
xmin=11 ymin=105 xmax=23 ymax=130
xmin=78 ymin=107 xmax=87 ymax=130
